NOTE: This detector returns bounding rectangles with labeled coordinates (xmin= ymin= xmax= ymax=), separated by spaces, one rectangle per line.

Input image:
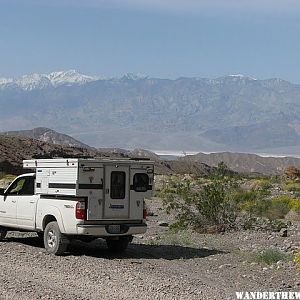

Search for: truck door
xmin=104 ymin=165 xmax=129 ymax=219
xmin=15 ymin=176 xmax=37 ymax=229
xmin=0 ymin=177 xmax=26 ymax=227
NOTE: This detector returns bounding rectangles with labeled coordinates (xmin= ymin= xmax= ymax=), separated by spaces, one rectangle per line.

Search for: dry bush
xmin=284 ymin=166 xmax=300 ymax=179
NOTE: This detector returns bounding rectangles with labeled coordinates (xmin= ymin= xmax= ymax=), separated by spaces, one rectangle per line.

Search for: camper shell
xmin=23 ymin=158 xmax=154 ymax=221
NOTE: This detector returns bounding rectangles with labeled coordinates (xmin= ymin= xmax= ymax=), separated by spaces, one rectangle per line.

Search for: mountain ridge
xmin=1 ymin=71 xmax=300 ymax=152
xmin=1 ymin=127 xmax=91 ymax=149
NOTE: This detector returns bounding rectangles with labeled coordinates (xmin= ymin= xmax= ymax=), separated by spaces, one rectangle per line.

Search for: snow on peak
xmin=48 ymin=70 xmax=101 ymax=86
xmin=228 ymin=74 xmax=257 ymax=80
xmin=16 ymin=73 xmax=51 ymax=90
xmin=0 ymin=70 xmax=101 ymax=90
xmin=0 ymin=77 xmax=13 ymax=85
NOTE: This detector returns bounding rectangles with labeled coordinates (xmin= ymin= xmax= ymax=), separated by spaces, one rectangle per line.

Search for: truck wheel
xmin=106 ymin=236 xmax=131 ymax=252
xmin=44 ymin=221 xmax=69 ymax=255
xmin=0 ymin=228 xmax=7 ymax=241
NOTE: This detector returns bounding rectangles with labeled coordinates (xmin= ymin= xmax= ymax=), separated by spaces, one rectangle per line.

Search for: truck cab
xmin=0 ymin=173 xmax=36 ymax=230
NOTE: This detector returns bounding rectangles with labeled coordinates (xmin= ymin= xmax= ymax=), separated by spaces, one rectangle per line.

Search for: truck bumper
xmin=76 ymin=223 xmax=147 ymax=236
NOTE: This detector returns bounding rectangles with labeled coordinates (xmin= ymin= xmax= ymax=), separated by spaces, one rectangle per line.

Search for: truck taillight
xmin=76 ymin=201 xmax=86 ymax=220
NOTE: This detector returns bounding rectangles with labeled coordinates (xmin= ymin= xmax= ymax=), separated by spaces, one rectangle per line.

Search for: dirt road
xmin=0 ymin=228 xmax=299 ymax=300
xmin=0 ymin=197 xmax=299 ymax=300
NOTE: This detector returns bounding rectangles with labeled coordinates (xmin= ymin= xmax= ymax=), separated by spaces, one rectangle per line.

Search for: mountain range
xmin=1 ymin=70 xmax=300 ymax=153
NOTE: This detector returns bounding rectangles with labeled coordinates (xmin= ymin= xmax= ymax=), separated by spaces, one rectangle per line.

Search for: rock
xmin=158 ymin=221 xmax=169 ymax=227
xmin=280 ymin=228 xmax=288 ymax=237
xmin=218 ymin=264 xmax=232 ymax=269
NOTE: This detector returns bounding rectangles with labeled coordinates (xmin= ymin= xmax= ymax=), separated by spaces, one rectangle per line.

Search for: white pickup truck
xmin=0 ymin=158 xmax=154 ymax=255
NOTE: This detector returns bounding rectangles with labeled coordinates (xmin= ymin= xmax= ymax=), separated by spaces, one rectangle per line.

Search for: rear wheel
xmin=0 ymin=228 xmax=7 ymax=241
xmin=106 ymin=236 xmax=131 ymax=252
xmin=44 ymin=221 xmax=69 ymax=255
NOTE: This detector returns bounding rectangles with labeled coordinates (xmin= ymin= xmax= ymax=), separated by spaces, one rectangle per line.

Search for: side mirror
xmin=0 ymin=188 xmax=5 ymax=196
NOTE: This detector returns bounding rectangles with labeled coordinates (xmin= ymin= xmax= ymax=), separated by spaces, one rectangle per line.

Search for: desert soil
xmin=0 ymin=197 xmax=299 ymax=300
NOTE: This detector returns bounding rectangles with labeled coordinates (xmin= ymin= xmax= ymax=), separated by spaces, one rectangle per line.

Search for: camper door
xmin=104 ymin=165 xmax=129 ymax=219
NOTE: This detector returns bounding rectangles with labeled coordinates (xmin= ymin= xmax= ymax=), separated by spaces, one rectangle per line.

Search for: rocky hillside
xmin=0 ymin=135 xmax=102 ymax=174
xmin=0 ymin=135 xmax=213 ymax=176
xmin=1 ymin=72 xmax=300 ymax=152
xmin=1 ymin=127 xmax=90 ymax=148
xmin=183 ymin=152 xmax=300 ymax=175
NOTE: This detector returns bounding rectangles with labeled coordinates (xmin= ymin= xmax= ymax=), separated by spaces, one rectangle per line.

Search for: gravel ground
xmin=0 ymin=197 xmax=299 ymax=300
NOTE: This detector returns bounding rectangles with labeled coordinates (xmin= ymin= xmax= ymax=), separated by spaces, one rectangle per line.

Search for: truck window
xmin=6 ymin=177 xmax=34 ymax=196
xmin=133 ymin=173 xmax=149 ymax=192
xmin=110 ymin=171 xmax=125 ymax=199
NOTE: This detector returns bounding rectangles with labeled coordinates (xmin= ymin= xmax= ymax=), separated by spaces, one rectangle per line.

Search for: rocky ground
xmin=0 ymin=197 xmax=299 ymax=300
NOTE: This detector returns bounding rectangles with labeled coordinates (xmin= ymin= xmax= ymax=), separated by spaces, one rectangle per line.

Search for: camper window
xmin=110 ymin=171 xmax=126 ymax=199
xmin=133 ymin=173 xmax=149 ymax=192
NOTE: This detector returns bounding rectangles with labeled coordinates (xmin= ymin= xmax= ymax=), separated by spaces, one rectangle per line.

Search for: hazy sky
xmin=1 ymin=0 xmax=300 ymax=82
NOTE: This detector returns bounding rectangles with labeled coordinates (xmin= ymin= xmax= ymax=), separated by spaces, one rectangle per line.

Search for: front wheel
xmin=44 ymin=221 xmax=69 ymax=255
xmin=0 ymin=228 xmax=7 ymax=241
xmin=106 ymin=236 xmax=131 ymax=252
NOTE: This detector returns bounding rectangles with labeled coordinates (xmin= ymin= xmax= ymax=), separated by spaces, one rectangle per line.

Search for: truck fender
xmin=39 ymin=205 xmax=66 ymax=233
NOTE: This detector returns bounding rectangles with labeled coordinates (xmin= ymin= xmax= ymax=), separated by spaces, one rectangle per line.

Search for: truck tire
xmin=0 ymin=228 xmax=7 ymax=241
xmin=44 ymin=221 xmax=69 ymax=255
xmin=106 ymin=236 xmax=131 ymax=252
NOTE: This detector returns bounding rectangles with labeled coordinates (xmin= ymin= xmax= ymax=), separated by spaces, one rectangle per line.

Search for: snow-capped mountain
xmin=16 ymin=73 xmax=51 ymax=90
xmin=47 ymin=70 xmax=101 ymax=86
xmin=0 ymin=73 xmax=300 ymax=152
xmin=0 ymin=70 xmax=101 ymax=91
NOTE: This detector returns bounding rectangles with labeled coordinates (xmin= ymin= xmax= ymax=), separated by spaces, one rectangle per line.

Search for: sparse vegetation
xmin=254 ymin=248 xmax=292 ymax=265
xmin=160 ymin=164 xmax=240 ymax=231
xmin=159 ymin=164 xmax=300 ymax=231
xmin=160 ymin=229 xmax=194 ymax=246
xmin=283 ymin=180 xmax=300 ymax=192
xmin=295 ymin=248 xmax=300 ymax=271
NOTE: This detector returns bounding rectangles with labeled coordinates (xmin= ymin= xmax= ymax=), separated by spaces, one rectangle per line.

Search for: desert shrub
xmin=283 ymin=181 xmax=300 ymax=192
xmin=289 ymin=199 xmax=300 ymax=212
xmin=255 ymin=248 xmax=291 ymax=265
xmin=284 ymin=166 xmax=300 ymax=179
xmin=242 ymin=195 xmax=300 ymax=221
xmin=231 ymin=189 xmax=260 ymax=203
xmin=230 ymin=189 xmax=262 ymax=209
xmin=161 ymin=229 xmax=194 ymax=246
xmin=248 ymin=196 xmax=291 ymax=220
xmin=161 ymin=176 xmax=239 ymax=230
xmin=295 ymin=248 xmax=300 ymax=271
xmin=248 ymin=178 xmax=272 ymax=195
